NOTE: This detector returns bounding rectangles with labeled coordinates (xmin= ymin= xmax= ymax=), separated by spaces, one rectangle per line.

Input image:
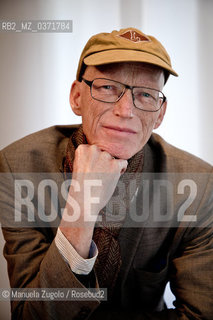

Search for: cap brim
xmin=84 ymin=49 xmax=178 ymax=77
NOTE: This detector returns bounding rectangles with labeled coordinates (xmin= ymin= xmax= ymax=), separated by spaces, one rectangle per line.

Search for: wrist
xmin=59 ymin=225 xmax=94 ymax=259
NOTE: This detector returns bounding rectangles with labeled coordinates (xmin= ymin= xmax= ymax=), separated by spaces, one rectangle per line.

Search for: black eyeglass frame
xmin=82 ymin=77 xmax=166 ymax=112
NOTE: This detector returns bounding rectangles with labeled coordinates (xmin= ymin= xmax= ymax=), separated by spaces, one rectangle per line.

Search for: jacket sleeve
xmin=2 ymin=227 xmax=99 ymax=319
xmin=91 ymin=172 xmax=213 ymax=320
xmin=90 ymin=226 xmax=213 ymax=320
xmin=0 ymin=150 xmax=100 ymax=320
xmin=170 ymin=227 xmax=213 ymax=319
xmin=169 ymin=171 xmax=213 ymax=319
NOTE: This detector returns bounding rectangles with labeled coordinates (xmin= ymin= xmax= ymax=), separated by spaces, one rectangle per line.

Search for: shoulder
xmin=145 ymin=133 xmax=212 ymax=173
xmin=1 ymin=125 xmax=79 ymax=148
xmin=0 ymin=125 xmax=80 ymax=172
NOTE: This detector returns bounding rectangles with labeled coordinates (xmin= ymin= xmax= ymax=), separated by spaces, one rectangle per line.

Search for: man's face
xmin=70 ymin=62 xmax=166 ymax=160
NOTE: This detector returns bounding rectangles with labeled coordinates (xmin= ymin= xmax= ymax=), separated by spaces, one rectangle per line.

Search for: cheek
xmin=81 ymin=100 xmax=106 ymax=140
xmin=80 ymin=94 xmax=96 ymax=123
xmin=137 ymin=112 xmax=159 ymax=142
xmin=139 ymin=111 xmax=160 ymax=130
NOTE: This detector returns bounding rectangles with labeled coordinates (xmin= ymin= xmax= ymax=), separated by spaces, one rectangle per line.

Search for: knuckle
xmin=101 ymin=151 xmax=111 ymax=159
xmin=75 ymin=145 xmax=88 ymax=161
xmin=90 ymin=144 xmax=99 ymax=153
xmin=76 ymin=144 xmax=86 ymax=153
xmin=90 ymin=144 xmax=97 ymax=150
xmin=119 ymin=159 xmax=128 ymax=170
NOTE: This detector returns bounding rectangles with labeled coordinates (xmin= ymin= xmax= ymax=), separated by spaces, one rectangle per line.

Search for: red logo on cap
xmin=118 ymin=30 xmax=149 ymax=43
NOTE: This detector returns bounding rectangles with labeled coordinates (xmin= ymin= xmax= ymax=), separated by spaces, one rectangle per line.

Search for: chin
xmin=91 ymin=137 xmax=140 ymax=159
xmin=103 ymin=145 xmax=138 ymax=160
xmin=112 ymin=151 xmax=133 ymax=160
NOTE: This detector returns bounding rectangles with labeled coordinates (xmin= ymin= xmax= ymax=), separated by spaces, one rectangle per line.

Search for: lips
xmin=103 ymin=125 xmax=136 ymax=134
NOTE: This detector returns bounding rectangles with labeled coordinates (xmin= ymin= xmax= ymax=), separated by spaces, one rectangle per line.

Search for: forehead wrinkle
xmin=83 ymin=63 xmax=164 ymax=89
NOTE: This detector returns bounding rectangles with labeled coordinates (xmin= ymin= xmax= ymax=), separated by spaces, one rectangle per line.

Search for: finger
xmin=116 ymin=159 xmax=128 ymax=174
xmin=74 ymin=144 xmax=89 ymax=159
xmin=100 ymin=150 xmax=114 ymax=160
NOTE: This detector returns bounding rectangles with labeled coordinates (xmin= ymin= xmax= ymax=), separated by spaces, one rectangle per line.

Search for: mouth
xmin=102 ymin=125 xmax=137 ymax=135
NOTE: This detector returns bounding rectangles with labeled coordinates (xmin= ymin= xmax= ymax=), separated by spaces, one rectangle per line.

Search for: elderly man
xmin=0 ymin=28 xmax=213 ymax=320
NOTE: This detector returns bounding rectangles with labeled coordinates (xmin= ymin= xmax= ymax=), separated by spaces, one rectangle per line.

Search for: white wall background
xmin=0 ymin=0 xmax=212 ymax=318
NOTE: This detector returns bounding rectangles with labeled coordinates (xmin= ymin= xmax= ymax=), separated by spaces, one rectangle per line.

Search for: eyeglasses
xmin=82 ymin=77 xmax=166 ymax=112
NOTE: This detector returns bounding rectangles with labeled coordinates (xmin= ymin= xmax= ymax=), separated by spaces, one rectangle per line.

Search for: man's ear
xmin=69 ymin=80 xmax=82 ymax=116
xmin=154 ymin=100 xmax=167 ymax=129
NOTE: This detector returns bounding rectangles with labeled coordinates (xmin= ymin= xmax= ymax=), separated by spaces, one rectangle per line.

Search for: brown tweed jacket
xmin=0 ymin=125 xmax=212 ymax=320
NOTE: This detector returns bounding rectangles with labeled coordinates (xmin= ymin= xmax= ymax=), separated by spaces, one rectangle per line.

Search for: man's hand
xmin=59 ymin=144 xmax=128 ymax=258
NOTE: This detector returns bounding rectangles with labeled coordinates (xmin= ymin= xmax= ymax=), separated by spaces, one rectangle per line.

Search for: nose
xmin=113 ymin=89 xmax=134 ymax=118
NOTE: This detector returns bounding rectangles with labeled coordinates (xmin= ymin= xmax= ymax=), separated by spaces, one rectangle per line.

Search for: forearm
xmin=59 ymin=223 xmax=94 ymax=259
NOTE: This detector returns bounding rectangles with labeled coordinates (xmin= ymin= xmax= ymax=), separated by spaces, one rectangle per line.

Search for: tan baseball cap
xmin=76 ymin=27 xmax=178 ymax=80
